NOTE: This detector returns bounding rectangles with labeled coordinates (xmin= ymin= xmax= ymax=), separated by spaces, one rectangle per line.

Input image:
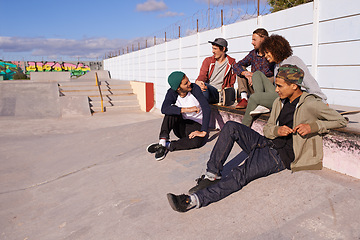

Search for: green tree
xmin=268 ymin=0 xmax=313 ymax=13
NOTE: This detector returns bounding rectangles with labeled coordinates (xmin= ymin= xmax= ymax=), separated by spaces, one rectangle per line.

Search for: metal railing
xmin=95 ymin=72 xmax=104 ymax=112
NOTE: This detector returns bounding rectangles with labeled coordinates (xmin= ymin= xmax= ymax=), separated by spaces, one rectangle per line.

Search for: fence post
xmin=221 ymin=9 xmax=223 ymax=26
xmin=311 ymin=0 xmax=320 ymax=79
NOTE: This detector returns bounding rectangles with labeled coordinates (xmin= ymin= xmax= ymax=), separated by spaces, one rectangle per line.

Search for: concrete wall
xmin=130 ymin=81 xmax=154 ymax=112
xmin=103 ymin=0 xmax=360 ymax=109
xmin=0 ymin=81 xmax=61 ymax=119
xmin=30 ymin=72 xmax=71 ymax=82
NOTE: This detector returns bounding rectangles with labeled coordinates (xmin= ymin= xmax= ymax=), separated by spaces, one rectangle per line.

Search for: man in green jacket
xmin=167 ymin=64 xmax=347 ymax=212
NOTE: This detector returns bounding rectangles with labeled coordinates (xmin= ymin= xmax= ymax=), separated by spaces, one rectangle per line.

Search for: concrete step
xmin=89 ymin=94 xmax=138 ymax=101
xmin=59 ymin=89 xmax=134 ymax=96
xmin=90 ymin=99 xmax=139 ymax=108
xmin=59 ymin=81 xmax=131 ymax=89
xmin=91 ymin=104 xmax=140 ymax=113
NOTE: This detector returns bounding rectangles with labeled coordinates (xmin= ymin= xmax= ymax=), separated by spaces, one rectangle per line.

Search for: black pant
xmin=159 ymin=115 xmax=206 ymax=151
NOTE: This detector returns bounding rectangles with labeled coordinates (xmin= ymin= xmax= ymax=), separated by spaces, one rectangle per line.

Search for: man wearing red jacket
xmin=195 ymin=38 xmax=236 ymax=104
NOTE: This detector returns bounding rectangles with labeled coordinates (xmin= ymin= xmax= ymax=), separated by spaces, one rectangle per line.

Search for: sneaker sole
xmin=235 ymin=105 xmax=246 ymax=109
xmin=155 ymin=149 xmax=168 ymax=161
xmin=147 ymin=143 xmax=159 ymax=153
xmin=167 ymin=193 xmax=181 ymax=212
xmin=250 ymin=111 xmax=269 ymax=116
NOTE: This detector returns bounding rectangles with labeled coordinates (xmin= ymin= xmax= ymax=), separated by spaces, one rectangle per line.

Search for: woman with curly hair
xmin=242 ymin=34 xmax=327 ymax=127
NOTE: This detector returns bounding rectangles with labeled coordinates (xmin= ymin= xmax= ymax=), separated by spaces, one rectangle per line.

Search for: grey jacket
xmin=264 ymin=92 xmax=347 ymax=171
xmin=275 ymin=56 xmax=327 ymax=103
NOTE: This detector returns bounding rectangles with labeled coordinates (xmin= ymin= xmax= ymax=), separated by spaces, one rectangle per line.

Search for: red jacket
xmin=196 ymin=55 xmax=236 ymax=89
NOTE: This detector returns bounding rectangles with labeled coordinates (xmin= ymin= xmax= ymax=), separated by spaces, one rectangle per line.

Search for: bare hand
xmin=189 ymin=131 xmax=207 ymax=139
xmin=277 ymin=125 xmax=293 ymax=136
xmin=243 ymin=71 xmax=253 ymax=86
xmin=195 ymin=80 xmax=207 ymax=91
xmin=293 ymin=124 xmax=311 ymax=136
xmin=182 ymin=106 xmax=200 ymax=113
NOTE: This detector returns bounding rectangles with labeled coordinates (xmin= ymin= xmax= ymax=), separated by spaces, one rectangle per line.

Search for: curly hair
xmin=260 ymin=34 xmax=293 ymax=63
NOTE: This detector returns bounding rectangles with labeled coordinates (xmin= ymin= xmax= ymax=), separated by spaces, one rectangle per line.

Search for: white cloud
xmin=0 ymin=36 xmax=129 ymax=60
xmin=136 ymin=0 xmax=167 ymax=12
xmin=196 ymin=0 xmax=268 ymax=5
xmin=158 ymin=11 xmax=185 ymax=17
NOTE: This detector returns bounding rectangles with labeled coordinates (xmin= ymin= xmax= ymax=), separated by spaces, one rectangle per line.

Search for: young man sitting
xmin=167 ymin=65 xmax=347 ymax=212
xmin=147 ymin=71 xmax=210 ymax=161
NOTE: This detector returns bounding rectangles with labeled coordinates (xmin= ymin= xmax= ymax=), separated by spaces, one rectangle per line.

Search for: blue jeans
xmin=195 ymin=121 xmax=285 ymax=207
xmin=202 ymin=83 xmax=219 ymax=104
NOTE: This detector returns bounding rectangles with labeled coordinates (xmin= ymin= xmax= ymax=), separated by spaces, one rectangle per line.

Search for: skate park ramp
xmin=0 ymin=80 xmax=91 ymax=119
xmin=30 ymin=72 xmax=71 ymax=82
xmin=0 ymin=81 xmax=61 ymax=119
xmin=77 ymin=70 xmax=110 ymax=81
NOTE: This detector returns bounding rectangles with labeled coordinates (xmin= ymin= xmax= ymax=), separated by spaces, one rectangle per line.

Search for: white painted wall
xmin=104 ymin=0 xmax=360 ymax=108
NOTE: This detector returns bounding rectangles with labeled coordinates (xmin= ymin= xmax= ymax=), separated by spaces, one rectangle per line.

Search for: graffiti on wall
xmin=25 ymin=61 xmax=91 ymax=76
xmin=0 ymin=61 xmax=101 ymax=80
xmin=0 ymin=61 xmax=23 ymax=80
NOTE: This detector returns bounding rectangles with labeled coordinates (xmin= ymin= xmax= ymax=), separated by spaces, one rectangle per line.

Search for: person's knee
xmin=252 ymin=71 xmax=263 ymax=79
xmin=223 ymin=121 xmax=241 ymax=132
xmin=190 ymin=137 xmax=205 ymax=149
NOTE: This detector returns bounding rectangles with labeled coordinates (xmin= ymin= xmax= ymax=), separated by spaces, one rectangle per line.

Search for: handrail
xmin=95 ymin=72 xmax=104 ymax=112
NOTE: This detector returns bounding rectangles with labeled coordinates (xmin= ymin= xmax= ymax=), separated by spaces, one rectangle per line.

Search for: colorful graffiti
xmin=25 ymin=61 xmax=91 ymax=76
xmin=0 ymin=61 xmax=23 ymax=80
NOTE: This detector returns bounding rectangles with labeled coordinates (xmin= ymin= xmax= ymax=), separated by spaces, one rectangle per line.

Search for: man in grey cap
xmin=195 ymin=38 xmax=236 ymax=104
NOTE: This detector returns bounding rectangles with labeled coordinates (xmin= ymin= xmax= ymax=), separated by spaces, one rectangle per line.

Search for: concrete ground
xmin=0 ymin=110 xmax=360 ymax=240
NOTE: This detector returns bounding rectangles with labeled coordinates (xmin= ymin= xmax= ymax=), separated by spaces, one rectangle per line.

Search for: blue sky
xmin=0 ymin=0 xmax=269 ymax=61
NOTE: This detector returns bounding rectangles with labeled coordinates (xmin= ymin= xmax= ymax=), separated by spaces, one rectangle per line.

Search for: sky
xmin=0 ymin=0 xmax=269 ymax=62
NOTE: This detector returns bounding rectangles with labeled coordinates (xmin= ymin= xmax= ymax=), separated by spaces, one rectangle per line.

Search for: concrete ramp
xmin=77 ymin=70 xmax=110 ymax=81
xmin=0 ymin=81 xmax=61 ymax=119
xmin=30 ymin=72 xmax=71 ymax=82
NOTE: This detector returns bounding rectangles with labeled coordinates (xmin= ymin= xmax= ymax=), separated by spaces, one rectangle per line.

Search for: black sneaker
xmin=147 ymin=143 xmax=162 ymax=153
xmin=167 ymin=193 xmax=194 ymax=212
xmin=155 ymin=145 xmax=168 ymax=161
xmin=188 ymin=175 xmax=220 ymax=194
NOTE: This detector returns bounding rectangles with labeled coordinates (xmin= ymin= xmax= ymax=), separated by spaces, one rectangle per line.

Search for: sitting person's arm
xmin=195 ymin=57 xmax=211 ymax=91
xmin=264 ymin=96 xmax=347 ymax=139
xmin=191 ymin=84 xmax=211 ymax=138
xmin=161 ymin=89 xmax=181 ymax=115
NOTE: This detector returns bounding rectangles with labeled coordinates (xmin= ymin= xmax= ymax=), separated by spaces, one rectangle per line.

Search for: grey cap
xmin=208 ymin=38 xmax=228 ymax=48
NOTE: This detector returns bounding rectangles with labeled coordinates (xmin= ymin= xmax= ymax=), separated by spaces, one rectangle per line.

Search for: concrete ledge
xmin=59 ymin=96 xmax=92 ymax=117
xmin=30 ymin=72 xmax=71 ymax=82
xmin=130 ymin=81 xmax=154 ymax=112
xmin=78 ymin=70 xmax=110 ymax=81
xmin=210 ymin=104 xmax=360 ymax=179
xmin=0 ymin=81 xmax=61 ymax=119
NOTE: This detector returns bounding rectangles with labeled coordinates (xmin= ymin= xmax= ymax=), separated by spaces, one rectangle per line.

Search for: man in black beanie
xmin=147 ymin=71 xmax=211 ymax=161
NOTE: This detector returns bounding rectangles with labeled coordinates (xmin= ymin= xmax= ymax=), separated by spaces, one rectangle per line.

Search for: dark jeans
xmin=159 ymin=115 xmax=206 ymax=152
xmin=195 ymin=121 xmax=285 ymax=207
xmin=202 ymin=83 xmax=219 ymax=104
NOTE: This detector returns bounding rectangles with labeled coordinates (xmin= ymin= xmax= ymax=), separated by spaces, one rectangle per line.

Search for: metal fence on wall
xmin=105 ymin=0 xmax=271 ymax=58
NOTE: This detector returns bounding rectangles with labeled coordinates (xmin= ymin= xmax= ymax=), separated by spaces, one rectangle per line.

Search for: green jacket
xmin=263 ymin=92 xmax=347 ymax=172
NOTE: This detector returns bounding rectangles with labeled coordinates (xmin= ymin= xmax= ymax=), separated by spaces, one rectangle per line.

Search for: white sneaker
xmin=250 ymin=105 xmax=270 ymax=116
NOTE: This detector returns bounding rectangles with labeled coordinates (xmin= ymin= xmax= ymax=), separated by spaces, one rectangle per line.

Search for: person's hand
xmin=242 ymin=71 xmax=253 ymax=86
xmin=189 ymin=131 xmax=207 ymax=139
xmin=182 ymin=106 xmax=200 ymax=113
xmin=293 ymin=124 xmax=311 ymax=136
xmin=188 ymin=106 xmax=200 ymax=113
xmin=277 ymin=125 xmax=293 ymax=136
xmin=195 ymin=80 xmax=207 ymax=91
